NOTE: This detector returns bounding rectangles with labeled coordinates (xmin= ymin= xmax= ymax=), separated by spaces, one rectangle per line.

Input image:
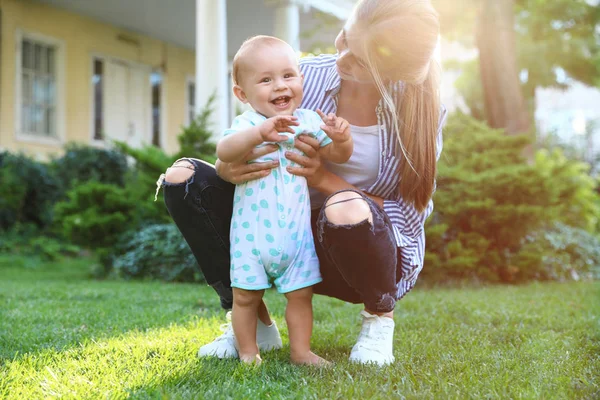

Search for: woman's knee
xmin=164 ymin=160 xmax=195 ymax=184
xmin=324 ymin=191 xmax=373 ymax=226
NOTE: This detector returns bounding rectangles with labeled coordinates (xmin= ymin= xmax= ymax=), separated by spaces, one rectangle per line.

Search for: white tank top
xmin=310 ymin=124 xmax=380 ymax=209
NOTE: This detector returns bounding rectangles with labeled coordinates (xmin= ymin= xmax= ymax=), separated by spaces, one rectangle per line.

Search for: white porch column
xmin=273 ymin=0 xmax=300 ymax=51
xmin=196 ymin=0 xmax=228 ymax=139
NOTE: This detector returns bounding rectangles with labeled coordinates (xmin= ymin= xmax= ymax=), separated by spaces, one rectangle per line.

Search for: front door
xmin=104 ymin=60 xmax=150 ymax=147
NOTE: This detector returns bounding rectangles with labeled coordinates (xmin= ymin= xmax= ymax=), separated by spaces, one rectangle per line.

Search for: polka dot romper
xmin=225 ymin=109 xmax=332 ymax=293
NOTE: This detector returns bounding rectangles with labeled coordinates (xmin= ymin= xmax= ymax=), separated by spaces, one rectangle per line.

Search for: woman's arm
xmin=287 ymin=132 xmax=431 ymax=268
xmin=285 ymin=134 xmax=383 ymax=208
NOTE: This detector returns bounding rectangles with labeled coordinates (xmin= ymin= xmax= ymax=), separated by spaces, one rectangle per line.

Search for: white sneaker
xmin=197 ymin=312 xmax=283 ymax=358
xmin=349 ymin=310 xmax=395 ymax=366
xmin=257 ymin=319 xmax=283 ymax=351
xmin=198 ymin=311 xmax=238 ymax=358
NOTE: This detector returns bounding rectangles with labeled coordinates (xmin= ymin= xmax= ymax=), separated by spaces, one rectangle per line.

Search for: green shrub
xmin=112 ymin=224 xmax=203 ymax=282
xmin=175 ymin=93 xmax=217 ymax=163
xmin=50 ymin=143 xmax=129 ymax=191
xmin=111 ymin=94 xmax=219 ymax=226
xmin=534 ymin=148 xmax=599 ymax=232
xmin=112 ymin=142 xmax=174 ymax=224
xmin=53 ymin=181 xmax=137 ymax=250
xmin=0 ymin=225 xmax=80 ymax=262
xmin=514 ymin=222 xmax=600 ymax=281
xmin=0 ymin=152 xmax=60 ymax=231
xmin=424 ymin=113 xmax=600 ymax=283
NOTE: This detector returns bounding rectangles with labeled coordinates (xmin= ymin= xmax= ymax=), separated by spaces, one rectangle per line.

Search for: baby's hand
xmin=316 ymin=109 xmax=350 ymax=143
xmin=258 ymin=115 xmax=299 ymax=143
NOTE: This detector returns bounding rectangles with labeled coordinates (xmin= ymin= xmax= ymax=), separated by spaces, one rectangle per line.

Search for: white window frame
xmin=15 ymin=29 xmax=65 ymax=145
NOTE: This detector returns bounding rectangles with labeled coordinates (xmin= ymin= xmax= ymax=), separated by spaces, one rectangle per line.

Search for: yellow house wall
xmin=0 ymin=0 xmax=195 ymax=160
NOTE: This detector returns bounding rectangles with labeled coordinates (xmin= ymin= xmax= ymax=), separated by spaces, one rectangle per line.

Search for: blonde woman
xmin=161 ymin=0 xmax=447 ymax=366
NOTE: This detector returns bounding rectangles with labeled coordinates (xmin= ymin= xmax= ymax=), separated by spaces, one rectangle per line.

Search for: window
xmin=187 ymin=78 xmax=195 ymax=125
xmin=20 ymin=37 xmax=57 ymax=137
xmin=151 ymin=71 xmax=162 ymax=147
xmin=92 ymin=58 xmax=104 ymax=140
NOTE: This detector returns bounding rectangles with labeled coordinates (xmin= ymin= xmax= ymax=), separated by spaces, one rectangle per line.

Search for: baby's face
xmin=236 ymin=44 xmax=303 ymax=118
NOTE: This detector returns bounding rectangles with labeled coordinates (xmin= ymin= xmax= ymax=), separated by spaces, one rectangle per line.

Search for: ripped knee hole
xmin=164 ymin=161 xmax=195 ymax=184
xmin=324 ymin=197 xmax=373 ymax=226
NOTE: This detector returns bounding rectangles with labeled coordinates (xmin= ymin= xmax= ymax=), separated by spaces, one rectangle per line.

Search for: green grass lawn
xmin=1 ymin=255 xmax=598 ymax=399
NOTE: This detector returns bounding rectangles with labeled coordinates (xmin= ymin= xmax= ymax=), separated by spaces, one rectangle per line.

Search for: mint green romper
xmin=225 ymin=109 xmax=332 ymax=293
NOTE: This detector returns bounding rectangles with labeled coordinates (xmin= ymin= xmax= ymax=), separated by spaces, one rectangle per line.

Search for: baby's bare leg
xmin=284 ymin=287 xmax=329 ymax=366
xmin=232 ymin=288 xmax=264 ymax=364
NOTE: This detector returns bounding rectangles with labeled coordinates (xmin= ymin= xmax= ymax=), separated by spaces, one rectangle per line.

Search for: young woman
xmin=161 ymin=0 xmax=447 ymax=366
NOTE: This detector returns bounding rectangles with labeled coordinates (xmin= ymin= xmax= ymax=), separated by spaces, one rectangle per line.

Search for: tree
xmin=175 ymin=93 xmax=217 ymax=163
xmin=435 ymin=0 xmax=600 ymax=131
xmin=476 ymin=0 xmax=531 ymax=135
xmin=435 ymin=0 xmax=530 ymax=134
xmin=515 ymin=0 xmax=600 ymax=98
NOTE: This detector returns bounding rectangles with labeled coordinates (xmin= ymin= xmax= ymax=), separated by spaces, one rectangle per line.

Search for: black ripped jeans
xmin=163 ymin=159 xmax=400 ymax=313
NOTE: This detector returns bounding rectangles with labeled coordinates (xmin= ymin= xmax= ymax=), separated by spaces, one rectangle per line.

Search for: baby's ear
xmin=233 ymin=85 xmax=248 ymax=103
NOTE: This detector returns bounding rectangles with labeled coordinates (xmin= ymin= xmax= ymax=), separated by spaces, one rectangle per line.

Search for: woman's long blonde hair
xmin=351 ymin=0 xmax=441 ymax=213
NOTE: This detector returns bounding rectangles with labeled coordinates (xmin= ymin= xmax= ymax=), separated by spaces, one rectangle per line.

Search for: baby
xmin=216 ymin=35 xmax=353 ymax=365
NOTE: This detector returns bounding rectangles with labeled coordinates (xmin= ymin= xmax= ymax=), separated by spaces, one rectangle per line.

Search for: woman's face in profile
xmin=334 ymin=22 xmax=374 ymax=84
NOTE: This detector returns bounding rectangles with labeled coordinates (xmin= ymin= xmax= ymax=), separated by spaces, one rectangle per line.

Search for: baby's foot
xmin=291 ymin=351 xmax=331 ymax=366
xmin=239 ymin=353 xmax=262 ymax=365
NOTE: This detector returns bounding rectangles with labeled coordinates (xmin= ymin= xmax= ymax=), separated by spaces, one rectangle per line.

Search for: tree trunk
xmin=476 ymin=0 xmax=531 ymax=136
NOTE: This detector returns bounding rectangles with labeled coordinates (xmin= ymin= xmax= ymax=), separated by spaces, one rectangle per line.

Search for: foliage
xmin=53 ymin=181 xmax=138 ymax=250
xmin=112 ymin=142 xmax=174 ymax=224
xmin=434 ymin=0 xmax=479 ymax=43
xmin=50 ymin=143 xmax=129 ymax=193
xmin=1 ymin=93 xmax=220 ymax=282
xmin=424 ymin=112 xmax=600 ymax=283
xmin=534 ymin=147 xmax=600 ymax=232
xmin=536 ymin=120 xmax=600 ymax=178
xmin=435 ymin=0 xmax=599 ymax=128
xmin=514 ymin=222 xmax=600 ymax=282
xmin=515 ymin=0 xmax=600 ymax=92
xmin=1 ymin=258 xmax=598 ymax=399
xmin=0 ymin=224 xmax=80 ymax=262
xmin=111 ymin=224 xmax=202 ymax=282
xmin=300 ymin=10 xmax=341 ymax=55
xmin=112 ymin=93 xmax=219 ymax=225
xmin=451 ymin=58 xmax=485 ymax=120
xmin=436 ymin=0 xmax=599 ymax=92
xmin=0 ymin=152 xmax=60 ymax=231
xmin=174 ymin=92 xmax=218 ymax=163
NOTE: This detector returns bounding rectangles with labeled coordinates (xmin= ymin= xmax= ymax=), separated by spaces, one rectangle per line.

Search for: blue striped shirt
xmin=299 ymin=54 xmax=448 ymax=299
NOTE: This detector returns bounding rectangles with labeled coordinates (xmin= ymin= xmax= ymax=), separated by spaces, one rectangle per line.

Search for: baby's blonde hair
xmin=232 ymin=35 xmax=295 ymax=86
xmin=351 ymin=0 xmax=441 ymax=212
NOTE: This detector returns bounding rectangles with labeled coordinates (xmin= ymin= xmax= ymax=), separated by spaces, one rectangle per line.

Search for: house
xmin=0 ymin=0 xmax=352 ymax=159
